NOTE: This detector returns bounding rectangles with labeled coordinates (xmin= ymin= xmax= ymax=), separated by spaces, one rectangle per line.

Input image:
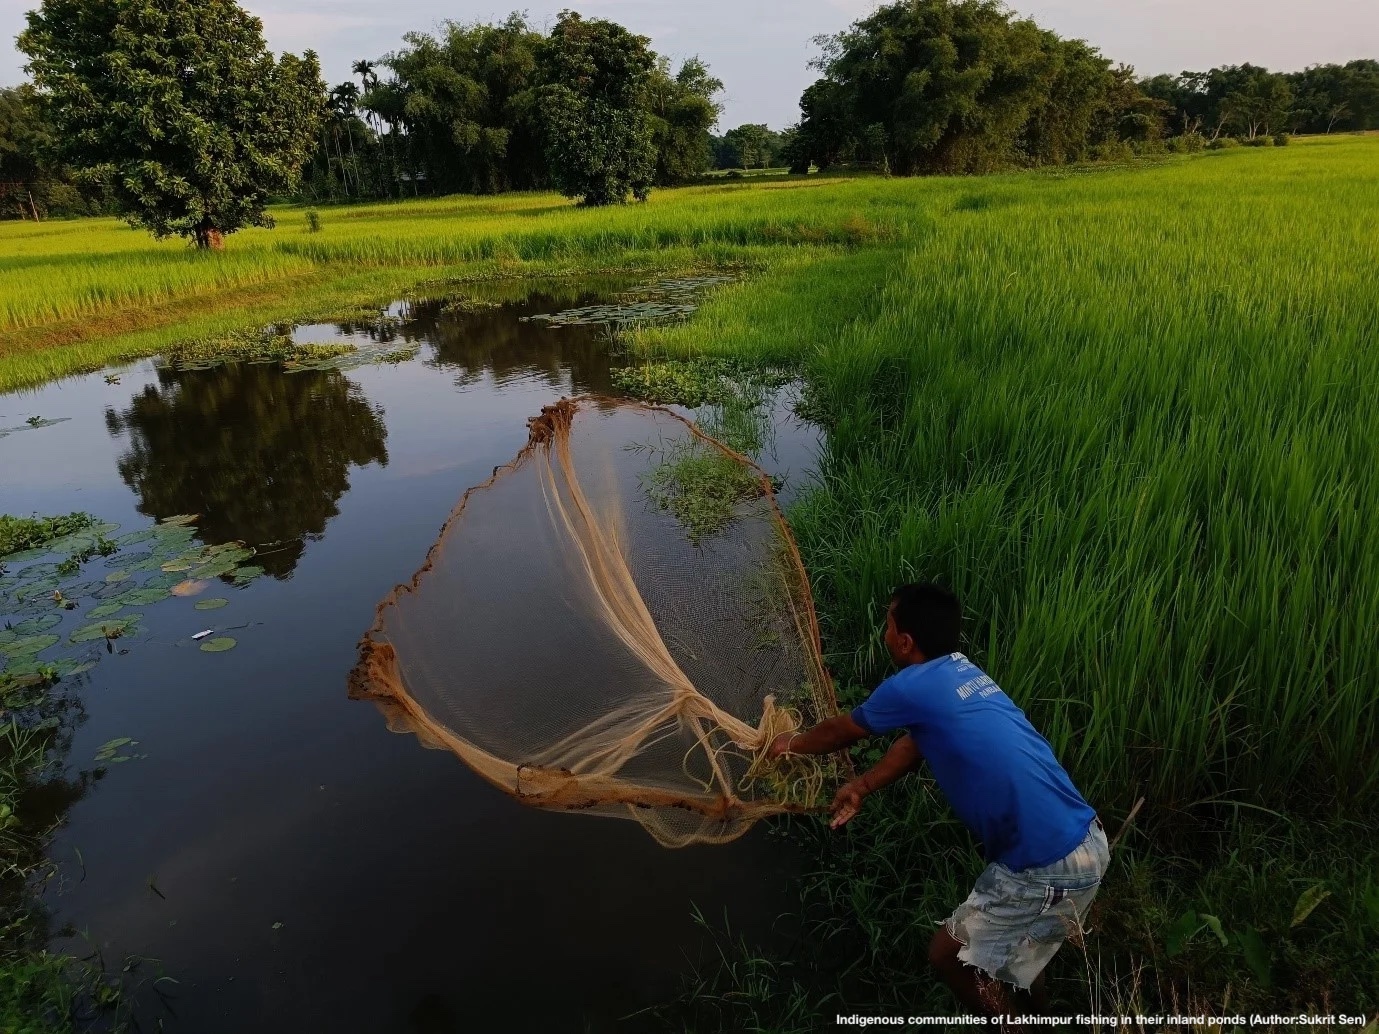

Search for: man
xmin=767 ymin=583 xmax=1107 ymax=1018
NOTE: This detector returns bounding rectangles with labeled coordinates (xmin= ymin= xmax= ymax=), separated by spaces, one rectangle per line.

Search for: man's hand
xmin=766 ymin=732 xmax=794 ymax=760
xmin=829 ymin=777 xmax=871 ymax=829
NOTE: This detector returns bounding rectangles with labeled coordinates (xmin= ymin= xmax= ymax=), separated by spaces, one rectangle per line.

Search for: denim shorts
xmin=944 ymin=821 xmax=1110 ymax=990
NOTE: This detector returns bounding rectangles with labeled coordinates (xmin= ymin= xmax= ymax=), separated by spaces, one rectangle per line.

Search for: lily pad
xmin=46 ymin=532 xmax=98 ymax=554
xmin=231 ymin=566 xmax=265 ymax=586
xmin=15 ymin=577 xmax=60 ymax=602
xmin=57 ymin=579 xmax=105 ymax=598
xmin=159 ymin=514 xmax=199 ymax=527
xmin=0 ymin=547 xmax=52 ymax=565
xmin=108 ymin=550 xmax=152 ymax=568
xmin=194 ymin=598 xmax=229 ymax=611
xmin=115 ymin=529 xmax=159 ymax=547
xmin=191 ymin=557 xmax=241 ymax=579
xmin=56 ymin=659 xmax=98 ymax=678
xmin=70 ymin=616 xmax=140 ymax=643
xmin=1 ymin=633 xmax=60 ymax=657
xmin=105 ymin=570 xmax=130 ymax=583
xmin=13 ymin=614 xmax=62 ymax=635
xmin=87 ymin=602 xmax=125 ymax=620
xmin=117 ymin=585 xmax=170 ymax=606
xmin=198 ymin=636 xmax=237 ymax=653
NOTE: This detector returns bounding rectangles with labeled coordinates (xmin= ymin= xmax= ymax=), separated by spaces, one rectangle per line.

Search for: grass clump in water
xmin=612 ymin=356 xmax=793 ymax=409
xmin=645 ymin=446 xmax=764 ymax=542
xmin=162 ymin=329 xmax=355 ymax=372
xmin=0 ymin=514 xmax=95 ymax=560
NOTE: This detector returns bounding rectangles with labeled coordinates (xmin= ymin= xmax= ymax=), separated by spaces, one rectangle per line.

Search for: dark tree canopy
xmin=790 ymin=0 xmax=1163 ymax=175
xmin=1144 ymin=61 xmax=1379 ymax=138
xmin=712 ymin=124 xmax=792 ymax=170
xmin=363 ymin=16 xmax=547 ymax=195
xmin=536 ymin=11 xmax=659 ymax=205
xmin=106 ymin=364 xmax=389 ymax=578
xmin=647 ymin=56 xmax=723 ymax=186
xmin=18 ymin=0 xmax=326 ymax=246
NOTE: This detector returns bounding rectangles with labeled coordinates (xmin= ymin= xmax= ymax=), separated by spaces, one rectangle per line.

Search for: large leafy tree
xmin=362 ymin=16 xmax=546 ymax=195
xmin=647 ymin=56 xmax=723 ymax=185
xmin=791 ymin=0 xmax=1161 ymax=174
xmin=18 ymin=0 xmax=325 ymax=248
xmin=537 ymin=11 xmax=657 ymax=205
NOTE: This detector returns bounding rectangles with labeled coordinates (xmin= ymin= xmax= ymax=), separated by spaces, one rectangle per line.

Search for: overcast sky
xmin=3 ymin=0 xmax=1377 ymax=129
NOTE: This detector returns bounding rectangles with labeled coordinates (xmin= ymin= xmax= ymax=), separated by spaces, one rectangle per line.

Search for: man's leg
xmin=928 ymin=928 xmax=1048 ymax=1018
xmin=928 ymin=927 xmax=1008 ymax=1015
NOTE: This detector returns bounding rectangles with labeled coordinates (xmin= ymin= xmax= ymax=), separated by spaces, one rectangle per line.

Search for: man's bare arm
xmin=766 ymin=713 xmax=870 ymax=759
xmin=830 ymin=733 xmax=921 ymax=828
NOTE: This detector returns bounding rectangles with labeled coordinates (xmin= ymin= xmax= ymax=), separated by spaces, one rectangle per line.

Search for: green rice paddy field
xmin=4 ymin=135 xmax=1377 ymax=1019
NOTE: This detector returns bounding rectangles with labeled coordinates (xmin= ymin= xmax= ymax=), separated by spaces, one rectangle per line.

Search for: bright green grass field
xmin=3 ymin=136 xmax=1377 ymax=1015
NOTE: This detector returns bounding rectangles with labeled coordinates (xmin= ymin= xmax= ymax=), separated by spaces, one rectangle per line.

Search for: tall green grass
xmin=0 ymin=176 xmax=899 ymax=335
xmin=640 ymin=134 xmax=1379 ymax=817
xmin=632 ymin=135 xmax=1379 ymax=1012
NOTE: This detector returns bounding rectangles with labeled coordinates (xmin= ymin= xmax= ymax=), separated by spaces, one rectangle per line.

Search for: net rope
xmin=349 ymin=398 xmax=842 ymax=846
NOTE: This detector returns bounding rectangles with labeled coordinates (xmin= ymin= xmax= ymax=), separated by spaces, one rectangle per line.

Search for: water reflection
xmin=413 ymin=294 xmax=617 ymax=394
xmin=104 ymin=364 xmax=389 ymax=578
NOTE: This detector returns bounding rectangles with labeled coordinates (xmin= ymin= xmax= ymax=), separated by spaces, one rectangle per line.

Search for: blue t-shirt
xmin=851 ymin=653 xmax=1095 ymax=872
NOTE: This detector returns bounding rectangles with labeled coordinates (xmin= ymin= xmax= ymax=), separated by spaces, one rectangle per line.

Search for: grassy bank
xmin=3 ymin=136 xmax=1377 ymax=1021
xmin=633 ymin=135 xmax=1379 ymax=1017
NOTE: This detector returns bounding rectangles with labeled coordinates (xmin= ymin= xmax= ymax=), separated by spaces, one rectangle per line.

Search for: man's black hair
xmin=890 ymin=583 xmax=962 ymax=659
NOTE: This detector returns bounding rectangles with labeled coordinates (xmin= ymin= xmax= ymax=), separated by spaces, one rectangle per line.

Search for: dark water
xmin=0 ymin=290 xmax=822 ymax=1033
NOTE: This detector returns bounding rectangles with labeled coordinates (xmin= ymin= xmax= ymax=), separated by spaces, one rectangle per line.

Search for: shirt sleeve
xmin=850 ymin=671 xmax=920 ymax=736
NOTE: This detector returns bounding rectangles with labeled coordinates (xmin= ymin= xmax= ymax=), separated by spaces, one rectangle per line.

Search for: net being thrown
xmin=349 ymin=398 xmax=842 ymax=847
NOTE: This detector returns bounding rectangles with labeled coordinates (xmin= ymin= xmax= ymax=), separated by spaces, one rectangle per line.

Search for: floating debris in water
xmin=521 ymin=275 xmax=737 ymax=329
xmin=0 ymin=416 xmax=72 ymax=438
xmin=283 ymin=339 xmax=419 ymax=372
xmin=1 ymin=510 xmax=264 ymax=684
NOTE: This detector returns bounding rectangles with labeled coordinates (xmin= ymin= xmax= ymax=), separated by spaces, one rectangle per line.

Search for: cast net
xmin=348 ymin=398 xmax=841 ymax=846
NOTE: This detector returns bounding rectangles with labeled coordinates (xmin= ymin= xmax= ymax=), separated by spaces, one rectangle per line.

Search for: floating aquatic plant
xmin=2 ymin=508 xmax=262 ymax=680
xmin=522 ymin=275 xmax=737 ymax=329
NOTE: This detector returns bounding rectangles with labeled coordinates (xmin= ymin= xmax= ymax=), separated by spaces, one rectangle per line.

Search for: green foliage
xmin=160 ymin=329 xmax=352 ymax=371
xmin=647 ymin=57 xmax=724 ymax=185
xmin=713 ymin=124 xmax=791 ymax=171
xmin=18 ymin=0 xmax=326 ymax=246
xmin=645 ymin=445 xmax=764 ymax=542
xmin=537 ymin=12 xmax=658 ymax=205
xmin=0 ymin=85 xmax=109 ymax=220
xmin=1 ymin=513 xmax=95 ymax=559
xmin=362 ymin=15 xmax=547 ymax=196
xmin=791 ymin=0 xmax=1164 ymax=174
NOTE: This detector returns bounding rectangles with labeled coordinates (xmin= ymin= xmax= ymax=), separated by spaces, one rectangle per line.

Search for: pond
xmin=0 ymin=284 xmax=823 ymax=1033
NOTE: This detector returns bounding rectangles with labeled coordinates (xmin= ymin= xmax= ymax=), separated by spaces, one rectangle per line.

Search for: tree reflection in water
xmin=106 ymin=363 xmax=389 ymax=578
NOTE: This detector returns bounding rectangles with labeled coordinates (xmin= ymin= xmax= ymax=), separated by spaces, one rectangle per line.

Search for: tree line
xmin=297 ymin=13 xmax=722 ymax=204
xmin=784 ymin=0 xmax=1379 ymax=175
xmin=1142 ymin=61 xmax=1379 ymax=140
xmin=2 ymin=0 xmax=1377 ymax=235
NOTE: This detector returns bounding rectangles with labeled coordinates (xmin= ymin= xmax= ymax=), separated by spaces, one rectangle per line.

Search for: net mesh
xmin=348 ymin=398 xmax=842 ymax=846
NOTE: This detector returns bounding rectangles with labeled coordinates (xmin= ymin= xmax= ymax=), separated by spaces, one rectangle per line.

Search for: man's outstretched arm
xmin=828 ymin=733 xmax=921 ymax=828
xmin=766 ymin=713 xmax=870 ymax=760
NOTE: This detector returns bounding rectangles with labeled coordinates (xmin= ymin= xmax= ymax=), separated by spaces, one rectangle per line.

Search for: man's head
xmin=884 ymin=583 xmax=962 ymax=667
